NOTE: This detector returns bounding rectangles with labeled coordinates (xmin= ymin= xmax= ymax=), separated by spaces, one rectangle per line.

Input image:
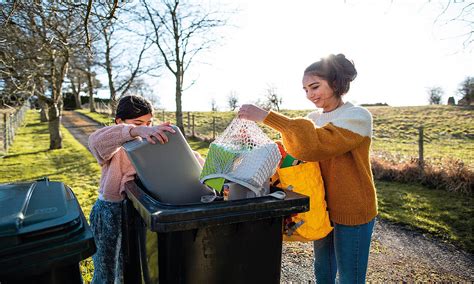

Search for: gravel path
xmin=62 ymin=111 xmax=474 ymax=283
xmin=281 ymin=219 xmax=474 ymax=282
xmin=62 ymin=111 xmax=102 ymax=150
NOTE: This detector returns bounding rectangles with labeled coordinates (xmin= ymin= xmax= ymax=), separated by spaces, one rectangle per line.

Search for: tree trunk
xmin=87 ymin=69 xmax=95 ymax=112
xmin=74 ymin=78 xmax=83 ymax=109
xmin=70 ymin=76 xmax=82 ymax=109
xmin=48 ymin=102 xmax=62 ymax=149
xmin=39 ymin=100 xmax=49 ymax=122
xmin=48 ymin=50 xmax=67 ymax=150
xmin=74 ymin=93 xmax=82 ymax=109
xmin=105 ymin=37 xmax=117 ymax=117
xmin=87 ymin=52 xmax=96 ymax=113
xmin=175 ymin=75 xmax=184 ymax=133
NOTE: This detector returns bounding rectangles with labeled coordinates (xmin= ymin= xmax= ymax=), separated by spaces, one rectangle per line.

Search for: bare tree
xmin=125 ymin=77 xmax=160 ymax=108
xmin=431 ymin=0 xmax=473 ymax=50
xmin=141 ymin=0 xmax=230 ymax=132
xmin=67 ymin=66 xmax=87 ymax=109
xmin=210 ymin=98 xmax=218 ymax=112
xmin=427 ymin=86 xmax=444 ymax=105
xmin=227 ymin=91 xmax=239 ymax=111
xmin=0 ymin=5 xmax=42 ymax=108
xmin=457 ymin=76 xmax=473 ymax=105
xmin=260 ymin=84 xmax=283 ymax=111
xmin=67 ymin=30 xmax=101 ymax=112
xmin=1 ymin=2 xmax=86 ymax=149
xmin=93 ymin=4 xmax=157 ymax=116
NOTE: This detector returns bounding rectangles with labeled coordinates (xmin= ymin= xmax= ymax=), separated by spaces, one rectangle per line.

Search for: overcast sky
xmin=99 ymin=0 xmax=473 ymax=111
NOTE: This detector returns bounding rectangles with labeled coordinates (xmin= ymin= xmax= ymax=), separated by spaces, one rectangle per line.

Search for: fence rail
xmin=0 ymin=101 xmax=30 ymax=154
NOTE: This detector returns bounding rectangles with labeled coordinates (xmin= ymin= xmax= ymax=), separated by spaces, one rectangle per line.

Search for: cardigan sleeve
xmin=263 ymin=110 xmax=371 ymax=161
xmin=88 ymin=124 xmax=137 ymax=166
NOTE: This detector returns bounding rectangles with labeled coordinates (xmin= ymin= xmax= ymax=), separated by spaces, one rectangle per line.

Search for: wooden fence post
xmin=192 ymin=114 xmax=195 ymax=137
xmin=187 ymin=112 xmax=190 ymax=134
xmin=212 ymin=117 xmax=216 ymax=140
xmin=9 ymin=113 xmax=13 ymax=147
xmin=418 ymin=126 xmax=424 ymax=167
xmin=3 ymin=113 xmax=7 ymax=153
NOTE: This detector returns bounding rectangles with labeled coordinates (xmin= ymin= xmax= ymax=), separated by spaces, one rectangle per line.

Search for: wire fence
xmin=0 ymin=101 xmax=30 ymax=154
xmin=156 ymin=111 xmax=473 ymax=169
xmin=371 ymin=126 xmax=473 ymax=169
xmin=83 ymin=101 xmax=112 ymax=115
xmin=95 ymin=101 xmax=112 ymax=115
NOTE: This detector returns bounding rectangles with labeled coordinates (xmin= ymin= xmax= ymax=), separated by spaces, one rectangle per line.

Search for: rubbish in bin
xmin=123 ymin=125 xmax=215 ymax=204
xmin=200 ymin=118 xmax=281 ymax=197
xmin=0 ymin=178 xmax=96 ymax=283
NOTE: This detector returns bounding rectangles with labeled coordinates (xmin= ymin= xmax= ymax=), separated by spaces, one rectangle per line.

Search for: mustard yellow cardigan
xmin=264 ymin=102 xmax=377 ymax=225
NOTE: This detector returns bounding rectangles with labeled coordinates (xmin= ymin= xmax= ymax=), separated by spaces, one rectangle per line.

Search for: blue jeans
xmin=313 ymin=218 xmax=375 ymax=284
xmin=90 ymin=199 xmax=124 ymax=284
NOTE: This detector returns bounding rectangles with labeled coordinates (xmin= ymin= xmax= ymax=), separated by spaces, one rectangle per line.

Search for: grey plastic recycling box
xmin=122 ymin=180 xmax=309 ymax=284
xmin=0 ymin=178 xmax=96 ymax=284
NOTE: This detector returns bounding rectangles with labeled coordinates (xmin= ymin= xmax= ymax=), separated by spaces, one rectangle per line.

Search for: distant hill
xmin=360 ymin=103 xmax=389 ymax=107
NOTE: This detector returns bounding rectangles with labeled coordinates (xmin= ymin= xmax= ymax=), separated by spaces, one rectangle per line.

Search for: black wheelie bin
xmin=121 ymin=180 xmax=309 ymax=284
xmin=0 ymin=178 xmax=96 ymax=284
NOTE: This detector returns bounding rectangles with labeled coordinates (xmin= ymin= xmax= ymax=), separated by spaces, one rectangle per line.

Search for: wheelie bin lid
xmin=0 ymin=178 xmax=95 ymax=275
xmin=123 ymin=125 xmax=215 ymax=205
xmin=125 ymin=180 xmax=309 ymax=233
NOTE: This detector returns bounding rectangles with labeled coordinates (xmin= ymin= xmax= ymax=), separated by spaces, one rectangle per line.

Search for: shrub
xmin=371 ymin=156 xmax=473 ymax=195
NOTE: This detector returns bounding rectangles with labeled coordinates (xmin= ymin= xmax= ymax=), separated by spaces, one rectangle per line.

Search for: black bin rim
xmin=124 ymin=181 xmax=309 ymax=233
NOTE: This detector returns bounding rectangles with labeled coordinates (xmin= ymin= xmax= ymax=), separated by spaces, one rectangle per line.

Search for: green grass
xmin=75 ymin=109 xmax=114 ymax=126
xmin=1 ymin=109 xmax=471 ymax=282
xmin=376 ymin=181 xmax=473 ymax=253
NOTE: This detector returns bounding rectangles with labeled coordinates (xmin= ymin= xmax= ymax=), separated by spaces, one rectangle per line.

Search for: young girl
xmin=88 ymin=95 xmax=204 ymax=284
xmin=238 ymin=54 xmax=377 ymax=283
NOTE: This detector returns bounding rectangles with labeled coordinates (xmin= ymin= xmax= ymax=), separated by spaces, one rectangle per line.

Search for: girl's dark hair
xmin=115 ymin=95 xmax=154 ymax=122
xmin=304 ymin=54 xmax=357 ymax=97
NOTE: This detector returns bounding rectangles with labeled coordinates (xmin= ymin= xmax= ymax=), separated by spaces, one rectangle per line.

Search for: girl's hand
xmin=193 ymin=151 xmax=205 ymax=167
xmin=131 ymin=122 xmax=176 ymax=144
xmin=238 ymin=104 xmax=269 ymax=122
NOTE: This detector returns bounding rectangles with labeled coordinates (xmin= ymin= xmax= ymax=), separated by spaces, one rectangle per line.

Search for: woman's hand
xmin=130 ymin=122 xmax=176 ymax=144
xmin=238 ymin=104 xmax=269 ymax=123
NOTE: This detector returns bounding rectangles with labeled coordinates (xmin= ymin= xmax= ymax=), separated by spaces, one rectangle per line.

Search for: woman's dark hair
xmin=304 ymin=54 xmax=357 ymax=97
xmin=115 ymin=95 xmax=154 ymax=122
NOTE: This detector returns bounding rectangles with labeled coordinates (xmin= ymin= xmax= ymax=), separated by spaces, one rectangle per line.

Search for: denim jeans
xmin=313 ymin=218 xmax=376 ymax=284
xmin=89 ymin=199 xmax=124 ymax=284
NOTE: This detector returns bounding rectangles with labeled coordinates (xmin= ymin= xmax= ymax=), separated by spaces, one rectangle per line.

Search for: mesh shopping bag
xmin=200 ymin=118 xmax=281 ymax=196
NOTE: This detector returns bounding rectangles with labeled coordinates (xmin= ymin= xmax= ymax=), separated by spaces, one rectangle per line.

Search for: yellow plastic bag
xmin=275 ymin=162 xmax=333 ymax=241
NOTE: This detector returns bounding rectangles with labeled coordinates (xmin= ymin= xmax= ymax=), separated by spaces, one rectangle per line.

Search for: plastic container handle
xmin=268 ymin=191 xmax=286 ymax=200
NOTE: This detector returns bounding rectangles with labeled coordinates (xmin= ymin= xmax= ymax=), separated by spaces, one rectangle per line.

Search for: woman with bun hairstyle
xmin=238 ymin=54 xmax=377 ymax=283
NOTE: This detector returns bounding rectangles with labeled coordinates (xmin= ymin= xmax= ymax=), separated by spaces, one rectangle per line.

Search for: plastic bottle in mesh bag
xmin=200 ymin=118 xmax=281 ymax=196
